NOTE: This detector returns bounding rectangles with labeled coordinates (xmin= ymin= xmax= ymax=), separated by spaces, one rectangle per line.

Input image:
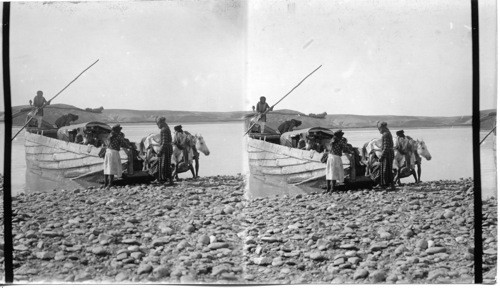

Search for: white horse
xmin=361 ymin=137 xmax=432 ymax=184
xmin=139 ymin=131 xmax=210 ymax=179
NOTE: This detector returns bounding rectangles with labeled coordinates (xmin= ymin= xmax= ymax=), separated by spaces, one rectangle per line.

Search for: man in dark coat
xmin=376 ymin=121 xmax=395 ymax=190
xmin=156 ymin=117 xmax=174 ymax=185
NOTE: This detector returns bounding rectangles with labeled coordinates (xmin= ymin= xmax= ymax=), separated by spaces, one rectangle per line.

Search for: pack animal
xmin=139 ymin=131 xmax=210 ymax=179
xmin=361 ymin=137 xmax=432 ymax=184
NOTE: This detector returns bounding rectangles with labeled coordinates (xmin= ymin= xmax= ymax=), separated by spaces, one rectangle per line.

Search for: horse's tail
xmin=139 ymin=137 xmax=147 ymax=155
xmin=361 ymin=142 xmax=368 ymax=162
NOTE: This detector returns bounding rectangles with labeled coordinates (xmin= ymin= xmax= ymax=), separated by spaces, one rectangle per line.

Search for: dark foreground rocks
xmin=482 ymin=193 xmax=497 ymax=284
xmin=12 ymin=175 xmax=245 ymax=283
xmin=242 ymin=178 xmax=492 ymax=284
xmin=10 ymin=176 xmax=497 ymax=284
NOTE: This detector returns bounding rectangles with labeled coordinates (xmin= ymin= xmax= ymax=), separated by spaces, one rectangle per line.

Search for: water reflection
xmin=25 ymin=170 xmax=84 ymax=194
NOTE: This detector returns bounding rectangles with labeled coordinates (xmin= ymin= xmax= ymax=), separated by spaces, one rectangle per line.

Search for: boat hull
xmin=25 ymin=131 xmax=128 ymax=179
xmin=247 ymin=137 xmax=350 ymax=184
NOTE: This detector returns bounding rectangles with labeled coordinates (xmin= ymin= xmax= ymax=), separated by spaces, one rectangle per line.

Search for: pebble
xmin=115 ymin=272 xmax=130 ymax=281
xmin=353 ymin=269 xmax=369 ymax=280
xmin=416 ymin=239 xmax=428 ymax=250
xmin=92 ymin=247 xmax=108 ymax=256
xmin=309 ymin=252 xmax=328 ymax=261
xmin=137 ymin=263 xmax=153 ymax=275
xmin=208 ymin=242 xmax=229 ymax=250
xmin=426 ymin=247 xmax=446 ymax=255
xmin=370 ymin=270 xmax=386 ymax=283
xmin=253 ymin=257 xmax=272 ymax=266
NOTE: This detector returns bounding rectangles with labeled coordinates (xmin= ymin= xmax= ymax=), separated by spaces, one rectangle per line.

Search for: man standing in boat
xmin=375 ymin=121 xmax=396 ymax=191
xmin=255 ymin=96 xmax=273 ymax=134
xmin=32 ymin=90 xmax=51 ymax=129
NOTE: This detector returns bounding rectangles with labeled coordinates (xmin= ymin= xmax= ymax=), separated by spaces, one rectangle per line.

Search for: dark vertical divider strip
xmin=2 ymin=1 xmax=13 ymax=283
xmin=471 ymin=0 xmax=482 ymax=284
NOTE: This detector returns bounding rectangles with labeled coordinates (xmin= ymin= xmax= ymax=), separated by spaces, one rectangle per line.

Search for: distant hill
xmin=252 ymin=110 xmax=494 ymax=131
xmin=2 ymin=104 xmax=495 ymax=130
xmin=6 ymin=104 xmax=250 ymax=126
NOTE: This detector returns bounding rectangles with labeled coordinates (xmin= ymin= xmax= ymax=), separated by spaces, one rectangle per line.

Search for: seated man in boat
xmin=297 ymin=138 xmax=306 ymax=149
xmin=305 ymin=137 xmax=321 ymax=152
xmin=277 ymin=119 xmax=302 ymax=134
xmin=55 ymin=113 xmax=79 ymax=128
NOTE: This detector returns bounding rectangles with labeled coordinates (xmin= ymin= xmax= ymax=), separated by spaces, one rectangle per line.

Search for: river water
xmin=1 ymin=123 xmax=497 ymax=199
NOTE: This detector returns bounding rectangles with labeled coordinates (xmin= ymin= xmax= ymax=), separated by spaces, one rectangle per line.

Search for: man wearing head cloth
xmin=173 ymin=125 xmax=192 ymax=169
xmin=255 ymin=96 xmax=273 ymax=134
xmin=376 ymin=121 xmax=395 ymax=190
xmin=394 ymin=129 xmax=412 ymax=171
xmin=156 ymin=117 xmax=174 ymax=185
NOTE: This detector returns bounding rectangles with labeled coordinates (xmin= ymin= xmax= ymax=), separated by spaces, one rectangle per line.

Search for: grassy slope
xmin=4 ymin=104 xmax=495 ymax=129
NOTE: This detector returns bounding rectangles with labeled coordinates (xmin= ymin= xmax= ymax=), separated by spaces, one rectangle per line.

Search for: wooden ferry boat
xmin=245 ymin=116 xmax=373 ymax=189
xmin=24 ymin=122 xmax=129 ymax=180
xmin=247 ymin=126 xmax=358 ymax=185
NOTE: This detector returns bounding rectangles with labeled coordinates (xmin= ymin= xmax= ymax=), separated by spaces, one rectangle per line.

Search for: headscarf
xmin=333 ymin=129 xmax=344 ymax=138
xmin=156 ymin=116 xmax=166 ymax=125
xmin=396 ymin=130 xmax=405 ymax=137
xmin=174 ymin=125 xmax=183 ymax=132
xmin=112 ymin=124 xmax=122 ymax=133
xmin=377 ymin=121 xmax=387 ymax=128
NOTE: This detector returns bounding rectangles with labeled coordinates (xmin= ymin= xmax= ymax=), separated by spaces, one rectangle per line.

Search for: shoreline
xmin=9 ymin=175 xmax=497 ymax=284
xmin=10 ymin=122 xmax=477 ymax=130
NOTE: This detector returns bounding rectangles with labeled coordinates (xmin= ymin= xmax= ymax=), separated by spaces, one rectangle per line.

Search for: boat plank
xmin=249 ymin=158 xmax=310 ymax=167
xmin=248 ymin=151 xmax=289 ymax=160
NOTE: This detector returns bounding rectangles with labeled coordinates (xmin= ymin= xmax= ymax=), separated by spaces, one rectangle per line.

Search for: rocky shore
xmin=9 ymin=176 xmax=497 ymax=284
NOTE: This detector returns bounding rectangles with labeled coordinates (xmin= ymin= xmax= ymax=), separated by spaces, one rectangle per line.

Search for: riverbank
xmin=10 ymin=176 xmax=497 ymax=284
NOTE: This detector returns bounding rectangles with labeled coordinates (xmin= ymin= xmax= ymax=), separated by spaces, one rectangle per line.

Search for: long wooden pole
xmin=480 ymin=125 xmax=496 ymax=145
xmin=11 ymin=59 xmax=100 ymax=141
xmin=244 ymin=64 xmax=322 ymax=136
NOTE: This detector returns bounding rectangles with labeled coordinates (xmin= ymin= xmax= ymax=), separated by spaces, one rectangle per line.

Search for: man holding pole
xmin=32 ymin=90 xmax=51 ymax=128
xmin=255 ymin=96 xmax=273 ymax=134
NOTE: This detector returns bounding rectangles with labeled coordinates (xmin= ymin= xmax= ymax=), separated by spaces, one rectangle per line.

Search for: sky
xmin=7 ymin=0 xmax=246 ymax=112
xmin=1 ymin=0 xmax=498 ymax=117
xmin=246 ymin=0 xmax=497 ymax=116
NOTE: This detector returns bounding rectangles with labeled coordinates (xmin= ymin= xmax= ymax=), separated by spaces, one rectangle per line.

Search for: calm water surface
xmin=1 ymin=123 xmax=497 ymax=198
